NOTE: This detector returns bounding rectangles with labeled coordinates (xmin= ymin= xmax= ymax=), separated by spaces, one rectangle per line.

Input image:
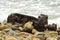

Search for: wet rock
xmin=33 ymin=14 xmax=48 ymax=32
xmin=7 ymin=13 xmax=37 ymax=24
xmin=7 ymin=13 xmax=48 ymax=32
xmin=44 ymin=24 xmax=57 ymax=31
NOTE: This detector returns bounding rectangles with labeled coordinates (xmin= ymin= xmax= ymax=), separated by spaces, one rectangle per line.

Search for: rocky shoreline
xmin=0 ymin=22 xmax=58 ymax=40
xmin=0 ymin=13 xmax=58 ymax=40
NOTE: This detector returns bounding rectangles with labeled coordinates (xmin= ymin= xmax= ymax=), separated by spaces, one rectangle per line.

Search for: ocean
xmin=0 ymin=0 xmax=60 ymax=27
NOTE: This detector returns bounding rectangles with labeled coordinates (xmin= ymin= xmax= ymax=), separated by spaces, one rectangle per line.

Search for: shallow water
xmin=0 ymin=0 xmax=60 ymax=27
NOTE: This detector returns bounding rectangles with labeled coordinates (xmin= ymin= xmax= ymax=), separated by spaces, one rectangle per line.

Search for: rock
xmin=46 ymin=37 xmax=57 ymax=40
xmin=7 ymin=13 xmax=37 ymax=24
xmin=32 ymin=29 xmax=37 ymax=34
xmin=0 ymin=37 xmax=4 ymax=40
xmin=23 ymin=21 xmax=34 ymax=33
xmin=47 ymin=24 xmax=57 ymax=31
xmin=34 ymin=32 xmax=45 ymax=37
xmin=11 ymin=25 xmax=19 ymax=30
xmin=19 ymin=27 xmax=24 ymax=31
xmin=27 ymin=35 xmax=44 ymax=40
xmin=5 ymin=35 xmax=17 ymax=40
xmin=33 ymin=14 xmax=48 ymax=32
xmin=23 ymin=21 xmax=34 ymax=30
xmin=2 ymin=29 xmax=10 ymax=33
xmin=0 ymin=23 xmax=12 ymax=30
xmin=11 ymin=23 xmax=23 ymax=30
xmin=7 ymin=13 xmax=48 ymax=32
xmin=44 ymin=31 xmax=58 ymax=40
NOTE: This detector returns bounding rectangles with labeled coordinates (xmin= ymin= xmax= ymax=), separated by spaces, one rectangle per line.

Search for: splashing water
xmin=0 ymin=0 xmax=60 ymax=27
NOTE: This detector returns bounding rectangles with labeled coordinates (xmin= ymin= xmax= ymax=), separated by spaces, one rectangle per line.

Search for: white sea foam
xmin=48 ymin=17 xmax=60 ymax=28
xmin=0 ymin=0 xmax=60 ymax=27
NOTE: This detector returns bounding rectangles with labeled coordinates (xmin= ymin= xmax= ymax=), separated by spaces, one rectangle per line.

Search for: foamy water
xmin=0 ymin=0 xmax=60 ymax=27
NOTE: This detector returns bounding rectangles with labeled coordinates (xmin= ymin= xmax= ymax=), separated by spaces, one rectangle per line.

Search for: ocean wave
xmin=0 ymin=0 xmax=60 ymax=27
